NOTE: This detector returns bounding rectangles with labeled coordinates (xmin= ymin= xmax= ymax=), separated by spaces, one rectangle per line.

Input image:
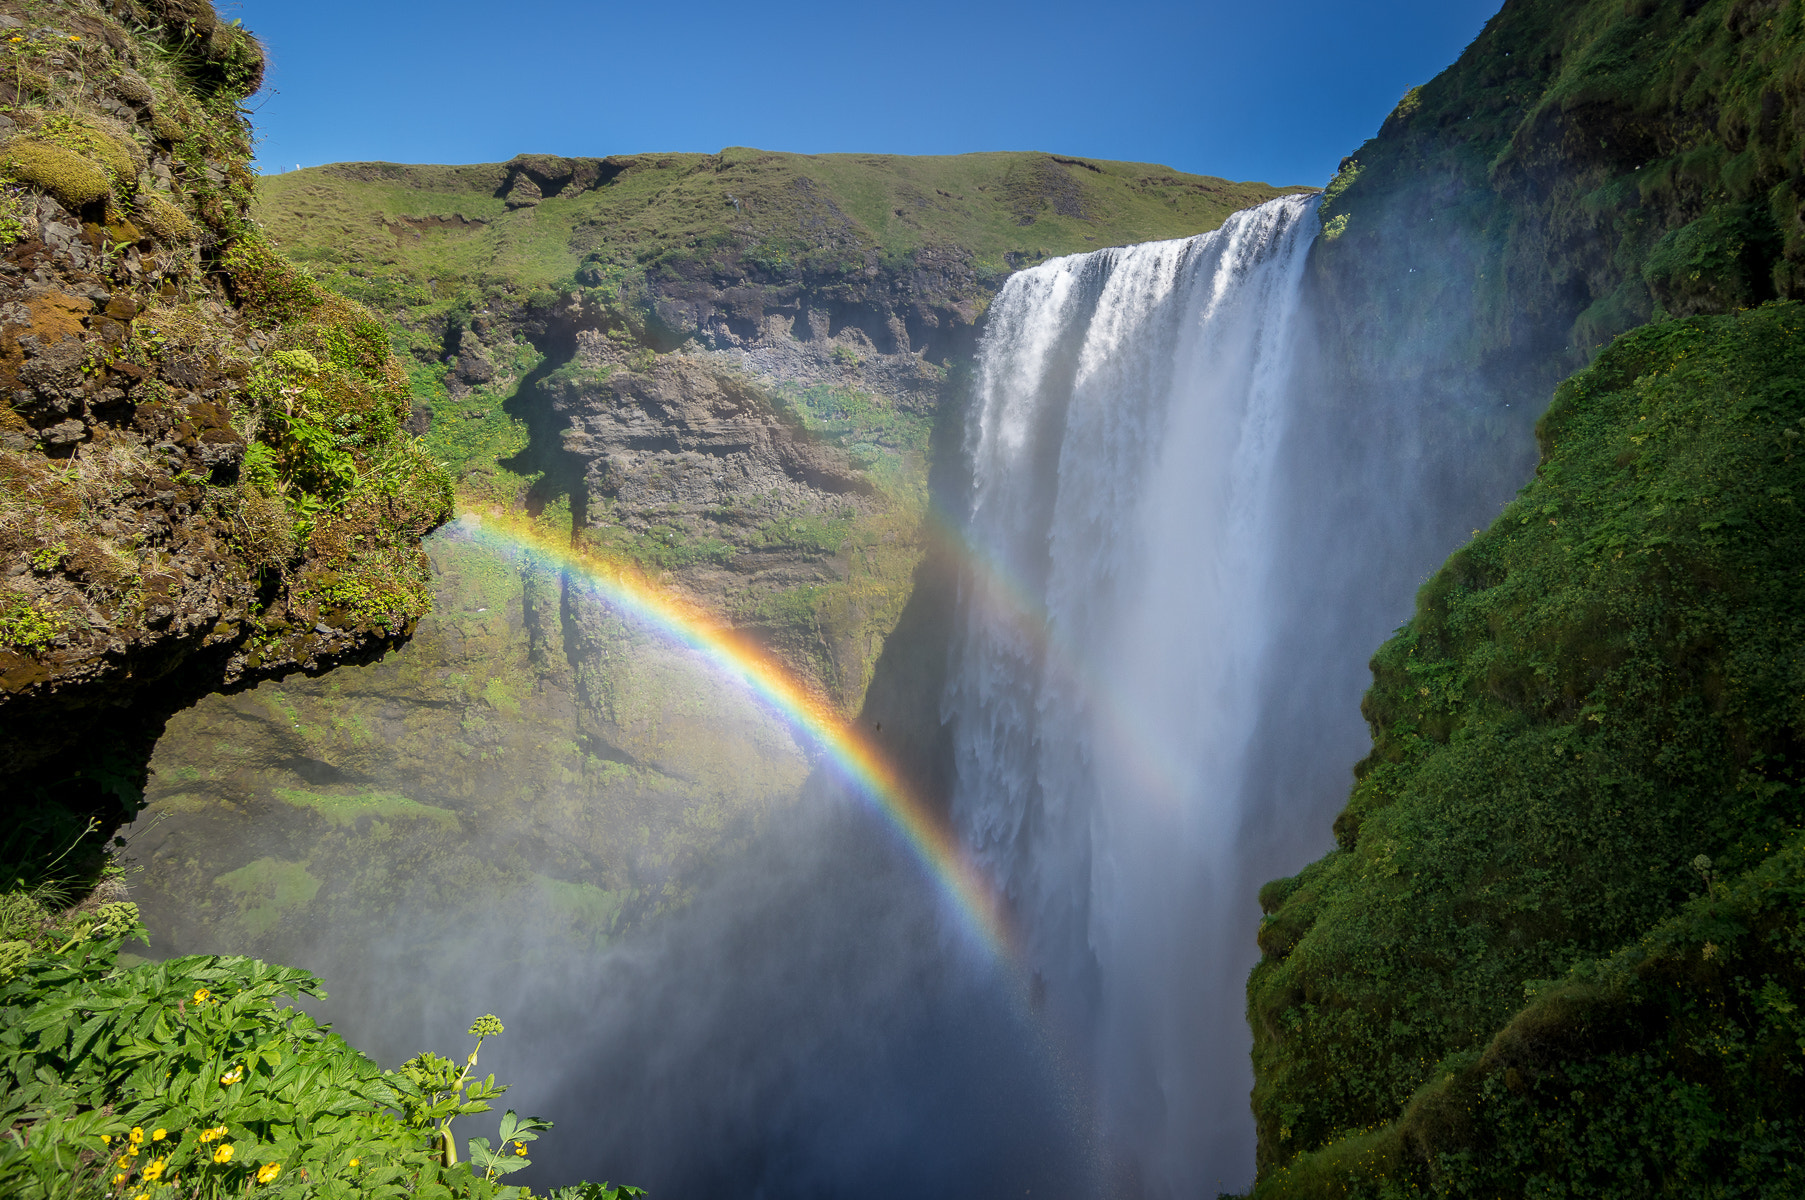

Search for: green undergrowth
xmin=1249 ymin=302 xmax=1805 ymax=1196
xmin=220 ymin=235 xmax=455 ymax=637
xmin=0 ymin=889 xmax=640 ymax=1199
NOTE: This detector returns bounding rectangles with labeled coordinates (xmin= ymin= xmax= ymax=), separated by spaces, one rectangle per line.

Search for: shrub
xmin=0 ymin=892 xmax=642 ymax=1200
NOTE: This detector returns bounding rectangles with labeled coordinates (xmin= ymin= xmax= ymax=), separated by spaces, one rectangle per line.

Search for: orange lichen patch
xmin=20 ymin=291 xmax=90 ymax=343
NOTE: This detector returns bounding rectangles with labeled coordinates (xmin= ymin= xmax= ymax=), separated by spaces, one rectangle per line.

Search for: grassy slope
xmin=1249 ymin=304 xmax=1805 ymax=1197
xmin=1313 ymin=0 xmax=1805 ymax=383
xmin=1246 ymin=0 xmax=1805 ymax=1191
xmin=255 ymin=149 xmax=1303 ymax=319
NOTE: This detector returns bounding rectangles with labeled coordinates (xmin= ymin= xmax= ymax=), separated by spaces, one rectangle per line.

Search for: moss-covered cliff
xmin=0 ymin=0 xmax=451 ymax=882
xmin=1249 ymin=0 xmax=1805 ymax=1192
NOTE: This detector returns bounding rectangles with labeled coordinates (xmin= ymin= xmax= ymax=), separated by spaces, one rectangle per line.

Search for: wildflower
xmin=133 ymin=1195 xmax=148 ymax=1200
xmin=349 ymin=1157 xmax=360 ymax=1168
xmin=130 ymin=1127 xmax=144 ymax=1144
xmin=199 ymin=1125 xmax=228 ymax=1143
xmin=193 ymin=988 xmax=211 ymax=1004
xmin=515 ymin=1143 xmax=528 ymax=1157
xmin=468 ymin=1014 xmax=504 ymax=1037
xmin=213 ymin=1144 xmax=234 ymax=1164
xmin=143 ymin=1159 xmax=166 ymax=1181
xmin=112 ymin=1174 xmax=127 ymax=1185
xmin=124 ymin=1143 xmax=139 ymax=1157
xmin=220 ymin=1064 xmax=245 ymax=1085
xmin=151 ymin=1129 xmax=166 ymax=1142
xmin=257 ymin=1162 xmax=281 ymax=1183
xmin=101 ymin=1134 xmax=111 ymax=1145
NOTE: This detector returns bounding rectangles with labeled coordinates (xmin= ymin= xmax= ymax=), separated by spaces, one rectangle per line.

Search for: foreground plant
xmin=0 ymin=888 xmax=641 ymax=1199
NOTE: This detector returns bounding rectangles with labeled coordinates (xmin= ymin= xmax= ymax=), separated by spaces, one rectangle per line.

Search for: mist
xmin=129 ymin=177 xmax=1551 ymax=1200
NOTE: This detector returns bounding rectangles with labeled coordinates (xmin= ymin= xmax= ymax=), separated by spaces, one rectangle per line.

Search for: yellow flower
xmin=349 ymin=1157 xmax=360 ymax=1169
xmin=133 ymin=1195 xmax=148 ymax=1200
xmin=213 ymin=1144 xmax=234 ymax=1164
xmin=143 ymin=1159 xmax=166 ymax=1181
xmin=515 ymin=1143 xmax=528 ymax=1156
xmin=220 ymin=1064 xmax=245 ymax=1085
xmin=151 ymin=1129 xmax=167 ymax=1142
xmin=192 ymin=988 xmax=210 ymax=1004
xmin=130 ymin=1127 xmax=144 ymax=1143
xmin=257 ymin=1162 xmax=282 ymax=1183
xmin=112 ymin=1174 xmax=127 ymax=1186
xmin=199 ymin=1124 xmax=228 ymax=1143
xmin=100 ymin=1134 xmax=111 ymax=1145
xmin=124 ymin=1144 xmax=139 ymax=1157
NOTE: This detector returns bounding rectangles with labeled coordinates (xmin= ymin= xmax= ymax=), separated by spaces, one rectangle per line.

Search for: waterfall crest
xmin=946 ymin=194 xmax=1320 ymax=1194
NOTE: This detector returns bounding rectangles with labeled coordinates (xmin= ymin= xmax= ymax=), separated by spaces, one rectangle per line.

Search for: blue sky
xmin=233 ymin=0 xmax=1502 ymax=187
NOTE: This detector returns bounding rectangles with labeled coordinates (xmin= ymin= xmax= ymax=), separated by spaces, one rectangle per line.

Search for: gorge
xmin=3 ymin=0 xmax=1803 ymax=1198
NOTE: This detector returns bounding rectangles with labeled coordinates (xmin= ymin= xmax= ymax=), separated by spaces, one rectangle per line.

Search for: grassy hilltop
xmin=255 ymin=148 xmax=1300 ymax=341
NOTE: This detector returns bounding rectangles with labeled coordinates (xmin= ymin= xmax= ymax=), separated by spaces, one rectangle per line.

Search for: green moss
xmin=213 ymin=856 xmax=322 ymax=936
xmin=1250 ymin=303 xmax=1805 ymax=1192
xmin=133 ymin=190 xmax=193 ymax=243
xmin=1 ymin=139 xmax=108 ymax=209
xmin=271 ymin=786 xmax=460 ymax=831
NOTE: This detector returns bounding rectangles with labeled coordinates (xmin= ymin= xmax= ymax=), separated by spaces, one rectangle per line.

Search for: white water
xmin=946 ymin=194 xmax=1322 ymax=1195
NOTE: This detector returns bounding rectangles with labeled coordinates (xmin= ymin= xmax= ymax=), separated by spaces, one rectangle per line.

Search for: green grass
xmin=256 ymin=150 xmax=1308 ymax=333
xmin=1249 ymin=303 xmax=1805 ymax=1195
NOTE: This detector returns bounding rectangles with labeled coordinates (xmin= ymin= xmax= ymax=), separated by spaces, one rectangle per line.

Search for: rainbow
xmin=454 ymin=511 xmax=1017 ymax=960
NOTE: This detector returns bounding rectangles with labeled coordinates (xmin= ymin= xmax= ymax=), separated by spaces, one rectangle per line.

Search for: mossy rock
xmin=134 ymin=191 xmax=192 ymax=243
xmin=3 ymin=139 xmax=109 ymax=210
xmin=147 ymin=107 xmax=184 ymax=144
xmin=68 ymin=118 xmax=143 ymax=183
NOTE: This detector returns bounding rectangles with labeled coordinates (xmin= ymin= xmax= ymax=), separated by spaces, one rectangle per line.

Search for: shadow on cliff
xmin=497 ymin=324 xmax=590 ymax=526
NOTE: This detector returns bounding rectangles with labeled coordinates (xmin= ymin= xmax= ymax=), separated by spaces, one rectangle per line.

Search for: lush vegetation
xmin=0 ymin=885 xmax=640 ymax=1199
xmin=1315 ymin=0 xmax=1805 ymax=376
xmin=1248 ymin=304 xmax=1805 ymax=1196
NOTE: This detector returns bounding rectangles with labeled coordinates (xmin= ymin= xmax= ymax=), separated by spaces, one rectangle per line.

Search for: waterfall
xmin=946 ymin=194 xmax=1321 ymax=1195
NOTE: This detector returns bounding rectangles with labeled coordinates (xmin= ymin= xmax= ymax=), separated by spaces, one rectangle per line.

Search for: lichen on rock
xmin=0 ymin=0 xmax=450 ymax=876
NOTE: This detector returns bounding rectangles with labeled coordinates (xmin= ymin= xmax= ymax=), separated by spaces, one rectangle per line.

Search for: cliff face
xmin=121 ymin=152 xmax=1301 ymax=986
xmin=251 ymin=150 xmax=1303 ymax=709
xmin=1249 ymin=1 xmax=1805 ymax=1193
xmin=0 ymin=0 xmax=451 ymax=875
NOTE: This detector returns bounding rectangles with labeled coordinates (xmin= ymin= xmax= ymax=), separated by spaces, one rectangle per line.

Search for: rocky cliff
xmin=0 ymin=0 xmax=451 ymax=883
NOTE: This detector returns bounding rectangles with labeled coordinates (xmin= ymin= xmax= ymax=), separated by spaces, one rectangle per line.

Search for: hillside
xmin=1249 ymin=0 xmax=1805 ymax=1193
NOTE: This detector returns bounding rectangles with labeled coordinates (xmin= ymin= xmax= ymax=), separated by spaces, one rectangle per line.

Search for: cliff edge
xmin=0 ymin=0 xmax=451 ymax=877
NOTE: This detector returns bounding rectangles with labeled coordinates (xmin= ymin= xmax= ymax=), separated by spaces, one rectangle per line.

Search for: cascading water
xmin=946 ymin=194 xmax=1323 ymax=1195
